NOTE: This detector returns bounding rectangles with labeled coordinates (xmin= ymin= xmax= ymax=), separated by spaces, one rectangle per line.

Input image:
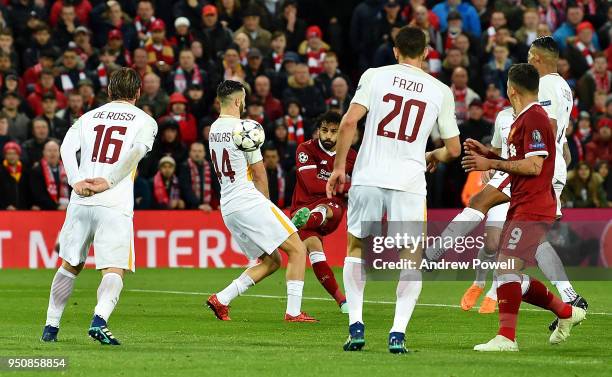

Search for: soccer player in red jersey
xmin=462 ymin=63 xmax=586 ymax=352
xmin=290 ymin=111 xmax=357 ymax=313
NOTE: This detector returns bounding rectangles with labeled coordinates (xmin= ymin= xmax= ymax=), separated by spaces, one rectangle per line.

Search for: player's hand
xmin=326 ymin=168 xmax=346 ymax=198
xmin=85 ymin=177 xmax=111 ymax=193
xmin=462 ymin=154 xmax=492 ymax=172
xmin=463 ymin=138 xmax=489 ymax=157
xmin=73 ymin=180 xmax=94 ymax=197
xmin=425 ymin=151 xmax=439 ymax=172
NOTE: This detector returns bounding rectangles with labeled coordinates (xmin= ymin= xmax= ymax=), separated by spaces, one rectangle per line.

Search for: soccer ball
xmin=232 ymin=119 xmax=265 ymax=152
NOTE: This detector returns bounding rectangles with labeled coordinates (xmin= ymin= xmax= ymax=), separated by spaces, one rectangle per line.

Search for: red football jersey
xmin=506 ymin=103 xmax=556 ymax=220
xmin=291 ymin=139 xmax=357 ymax=210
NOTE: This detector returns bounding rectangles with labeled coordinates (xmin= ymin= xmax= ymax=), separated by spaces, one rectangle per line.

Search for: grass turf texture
xmin=1 ymin=268 xmax=610 ymax=377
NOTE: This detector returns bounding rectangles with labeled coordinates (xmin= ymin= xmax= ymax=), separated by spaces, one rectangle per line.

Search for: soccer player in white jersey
xmin=41 ymin=68 xmax=158 ymax=345
xmin=205 ymin=80 xmax=316 ymax=323
xmin=327 ymin=26 xmax=461 ymax=353
xmin=426 ymin=37 xmax=587 ymax=328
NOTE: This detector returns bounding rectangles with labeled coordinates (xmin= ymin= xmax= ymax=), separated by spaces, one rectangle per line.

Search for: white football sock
xmin=426 ymin=207 xmax=485 ymax=261
xmin=311 ymin=206 xmax=328 ymax=226
xmin=485 ymin=277 xmax=497 ymax=300
xmin=309 ymin=251 xmax=326 ymax=265
xmin=473 ymin=247 xmax=497 ymax=288
xmin=216 ymin=272 xmax=255 ymax=305
xmin=390 ymin=269 xmax=422 ymax=334
xmin=286 ymin=280 xmax=304 ymax=316
xmin=94 ymin=273 xmax=123 ymax=322
xmin=45 ymin=266 xmax=76 ymax=327
xmin=535 ymin=242 xmax=577 ymax=302
xmin=343 ymin=257 xmax=366 ymax=325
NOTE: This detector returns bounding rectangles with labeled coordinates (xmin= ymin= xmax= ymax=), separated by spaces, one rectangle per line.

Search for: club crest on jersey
xmin=298 ymin=152 xmax=308 ymax=163
xmin=509 ymin=144 xmax=517 ymax=157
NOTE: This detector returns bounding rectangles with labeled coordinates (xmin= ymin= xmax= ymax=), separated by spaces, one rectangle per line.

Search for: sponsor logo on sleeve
xmin=540 ymin=100 xmax=552 ymax=106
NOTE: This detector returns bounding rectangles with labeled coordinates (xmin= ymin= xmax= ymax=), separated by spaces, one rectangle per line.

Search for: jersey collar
xmin=516 ymin=102 xmax=541 ymax=119
xmin=318 ymin=139 xmax=336 ymax=156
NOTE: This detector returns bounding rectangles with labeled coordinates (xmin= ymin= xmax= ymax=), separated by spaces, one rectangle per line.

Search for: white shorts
xmin=59 ymin=204 xmax=135 ymax=272
xmin=485 ymin=202 xmax=510 ymax=229
xmin=222 ymin=201 xmax=297 ymax=260
xmin=347 ymin=185 xmax=427 ymax=239
xmin=487 ymin=170 xmax=511 ymax=197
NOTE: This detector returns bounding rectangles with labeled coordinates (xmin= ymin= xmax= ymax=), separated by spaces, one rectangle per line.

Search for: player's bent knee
xmin=281 ymin=232 xmax=307 ymax=257
xmin=347 ymin=234 xmax=363 ymax=258
xmin=484 ymin=233 xmax=501 ymax=255
xmin=61 ymin=260 xmax=84 ymax=275
xmin=263 ymin=251 xmax=282 ymax=272
xmin=101 ymin=267 xmax=125 ymax=278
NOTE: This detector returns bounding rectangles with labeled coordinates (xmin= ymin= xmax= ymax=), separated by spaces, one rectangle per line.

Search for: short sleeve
xmin=437 ymin=86 xmax=460 ymax=139
xmin=491 ymin=115 xmax=503 ymax=149
xmin=351 ymin=68 xmax=374 ymax=110
xmin=134 ymin=116 xmax=158 ymax=151
xmin=538 ymin=82 xmax=559 ymax=121
xmin=523 ymin=112 xmax=551 ymax=158
xmin=245 ymin=148 xmax=263 ymax=164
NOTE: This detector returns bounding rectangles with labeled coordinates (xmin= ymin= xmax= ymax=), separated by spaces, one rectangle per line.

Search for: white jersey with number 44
xmin=350 ymin=63 xmax=459 ymax=195
xmin=67 ymin=101 xmax=157 ymax=216
xmin=208 ymin=116 xmax=265 ymax=216
xmin=538 ymin=73 xmax=572 ymax=183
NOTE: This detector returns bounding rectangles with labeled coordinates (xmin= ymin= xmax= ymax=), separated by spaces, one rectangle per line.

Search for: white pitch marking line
xmin=126 ymin=288 xmax=612 ymax=316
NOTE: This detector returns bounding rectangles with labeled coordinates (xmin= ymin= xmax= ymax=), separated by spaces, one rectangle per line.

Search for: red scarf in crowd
xmin=305 ymin=47 xmax=326 ymax=76
xmin=593 ymin=71 xmax=610 ymax=93
xmin=426 ymin=47 xmax=441 ymax=77
xmin=40 ymin=159 xmax=69 ymax=205
xmin=272 ymin=52 xmax=284 ymax=72
xmin=188 ymin=159 xmax=211 ymax=204
xmin=3 ymin=159 xmax=21 ymax=182
xmin=153 ymin=171 xmax=180 ymax=207
xmin=538 ymin=5 xmax=558 ymax=30
xmin=97 ymin=63 xmax=108 ymax=88
xmin=575 ymin=41 xmax=595 ymax=67
xmin=451 ymin=85 xmax=468 ymax=123
xmin=571 ymin=133 xmax=584 ymax=162
xmin=135 ymin=16 xmax=155 ymax=34
xmin=174 ymin=66 xmax=203 ymax=93
xmin=285 ymin=115 xmax=304 ymax=144
xmin=274 ymin=163 xmax=285 ymax=208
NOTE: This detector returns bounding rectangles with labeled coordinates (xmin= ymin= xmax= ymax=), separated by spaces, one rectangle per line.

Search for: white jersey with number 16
xmin=350 ymin=63 xmax=459 ymax=195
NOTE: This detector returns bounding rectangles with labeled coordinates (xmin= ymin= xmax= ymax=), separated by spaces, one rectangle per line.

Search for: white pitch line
xmin=126 ymin=288 xmax=612 ymax=316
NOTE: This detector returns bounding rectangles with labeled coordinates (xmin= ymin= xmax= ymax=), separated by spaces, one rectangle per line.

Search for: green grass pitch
xmin=1 ymin=268 xmax=610 ymax=377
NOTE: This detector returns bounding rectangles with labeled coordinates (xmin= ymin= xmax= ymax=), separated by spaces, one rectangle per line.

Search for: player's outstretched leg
xmin=88 ymin=269 xmax=124 ymax=345
xmin=388 ymin=268 xmax=422 ymax=354
xmin=343 ymin=235 xmax=366 ymax=351
xmin=281 ymin=232 xmax=318 ymax=322
xmin=534 ymin=241 xmax=588 ymax=331
xmin=292 ymin=205 xmax=328 ymax=231
xmin=463 ymin=225 xmax=501 ymax=311
xmin=208 ymin=252 xmax=279 ymax=321
xmin=479 ymin=279 xmax=498 ymax=314
xmin=42 ymin=261 xmax=83 ymax=342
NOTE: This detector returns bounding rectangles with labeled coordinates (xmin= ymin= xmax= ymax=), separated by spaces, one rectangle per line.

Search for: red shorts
xmin=498 ymin=215 xmax=554 ymax=265
xmin=291 ymin=197 xmax=346 ymax=240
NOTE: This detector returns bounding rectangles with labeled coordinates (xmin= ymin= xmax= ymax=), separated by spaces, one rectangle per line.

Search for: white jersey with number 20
xmin=350 ymin=63 xmax=459 ymax=195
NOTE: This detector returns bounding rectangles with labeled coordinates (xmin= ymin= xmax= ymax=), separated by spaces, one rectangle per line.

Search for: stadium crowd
xmin=0 ymin=0 xmax=610 ymax=211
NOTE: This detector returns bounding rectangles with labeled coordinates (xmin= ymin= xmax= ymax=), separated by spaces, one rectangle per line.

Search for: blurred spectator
xmin=566 ymin=21 xmax=599 ymax=79
xmin=53 ymin=3 xmax=80 ymax=50
xmin=0 ymin=111 xmax=11 ymax=156
xmin=29 ymin=140 xmax=69 ymax=211
xmin=171 ymin=17 xmax=195 ymax=53
xmin=22 ymin=49 xmax=56 ymax=90
xmin=274 ymin=0 xmax=306 ymax=52
xmin=562 ymin=161 xmax=608 ymax=208
xmin=598 ymin=5 xmax=612 ymax=51
xmin=173 ymin=0 xmax=204 ymax=31
xmin=78 ymin=79 xmax=99 ymax=112
xmin=56 ymin=92 xmax=84 ymax=127
xmin=439 ymin=47 xmax=464 ymax=85
xmin=410 ymin=5 xmax=442 ymax=53
xmin=279 ymin=98 xmax=307 ymax=145
xmin=236 ymin=7 xmax=272 ymax=55
xmin=245 ymin=48 xmax=266 ymax=88
xmin=253 ymin=75 xmax=283 ymax=122
xmin=185 ymin=83 xmax=208 ymax=121
xmin=483 ymin=44 xmax=512 ymax=96
xmin=90 ymin=1 xmax=137 ymax=50
xmin=40 ymin=93 xmax=68 ymax=141
xmin=178 ymin=141 xmax=219 ymax=211
xmin=27 ymin=68 xmax=67 ymax=116
xmin=553 ymin=4 xmax=600 ymax=53
xmin=594 ymin=161 xmax=611 ymax=207
xmin=262 ymin=143 xmax=289 ymax=208
xmin=72 ymin=27 xmax=96 ymax=68
xmin=3 ymin=92 xmax=29 ymax=143
xmin=233 ymin=31 xmax=251 ymax=65
xmin=538 ymin=0 xmax=562 ymax=32
xmin=482 ymin=84 xmax=510 ymax=124
xmin=23 ymin=25 xmax=58 ymax=70
xmin=49 ymin=0 xmax=91 ymax=29
xmin=376 ymin=0 xmax=406 ymax=47
xmin=325 ymin=77 xmax=352 ymax=114
xmin=134 ymin=0 xmax=157 ymax=47
xmin=168 ymin=49 xmax=205 ymax=94
xmin=142 ymin=117 xmax=188 ymax=178
xmin=55 ymin=48 xmax=89 ymax=92
xmin=94 ymin=47 xmax=122 ymax=93
xmin=21 ymin=116 xmax=51 ymax=167
xmin=433 ymin=0 xmax=482 ymax=38
xmin=471 ymin=0 xmax=492 ymax=32
xmin=374 ymin=26 xmax=400 ymax=67
xmin=145 ymin=19 xmax=174 ymax=72
xmin=0 ymin=141 xmax=28 ymax=209
xmin=105 ymin=29 xmax=132 ymax=67
xmin=350 ymin=0 xmax=381 ymax=71
xmin=152 ymin=156 xmax=185 ymax=209
xmin=264 ymin=31 xmax=287 ymax=73
xmin=516 ymin=8 xmax=540 ymax=47
xmin=168 ymin=92 xmax=197 ymax=146
xmin=459 ymin=100 xmax=492 ymax=143
xmin=450 ymin=67 xmax=480 ymax=125
xmin=585 ymin=119 xmax=611 ymax=166
xmin=0 ymin=29 xmax=18 ymax=74
xmin=282 ymin=63 xmax=325 ymax=121
xmin=314 ymin=52 xmax=351 ymax=99
xmin=577 ymin=53 xmax=611 ymax=111
xmin=196 ymin=4 xmax=233 ymax=60
xmin=270 ymin=122 xmax=296 ymax=174
xmin=217 ymin=0 xmax=243 ymax=31
xmin=557 ymin=56 xmax=576 ymax=88
xmin=132 ymin=47 xmax=153 ymax=80
xmin=298 ymin=25 xmax=329 ymax=76
xmin=137 ymin=73 xmax=169 ymax=118
xmin=134 ymin=170 xmax=152 ymax=210
xmin=221 ymin=46 xmax=246 ymax=83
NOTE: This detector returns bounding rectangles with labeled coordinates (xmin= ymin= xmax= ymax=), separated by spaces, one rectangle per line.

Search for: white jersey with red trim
xmin=538 ymin=73 xmax=572 ymax=183
xmin=350 ymin=63 xmax=459 ymax=194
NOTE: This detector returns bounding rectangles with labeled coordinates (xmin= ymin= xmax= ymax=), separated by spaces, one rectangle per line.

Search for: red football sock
xmin=496 ymin=281 xmax=522 ymax=341
xmin=312 ymin=260 xmax=346 ymax=305
xmin=522 ymin=277 xmax=572 ymax=319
